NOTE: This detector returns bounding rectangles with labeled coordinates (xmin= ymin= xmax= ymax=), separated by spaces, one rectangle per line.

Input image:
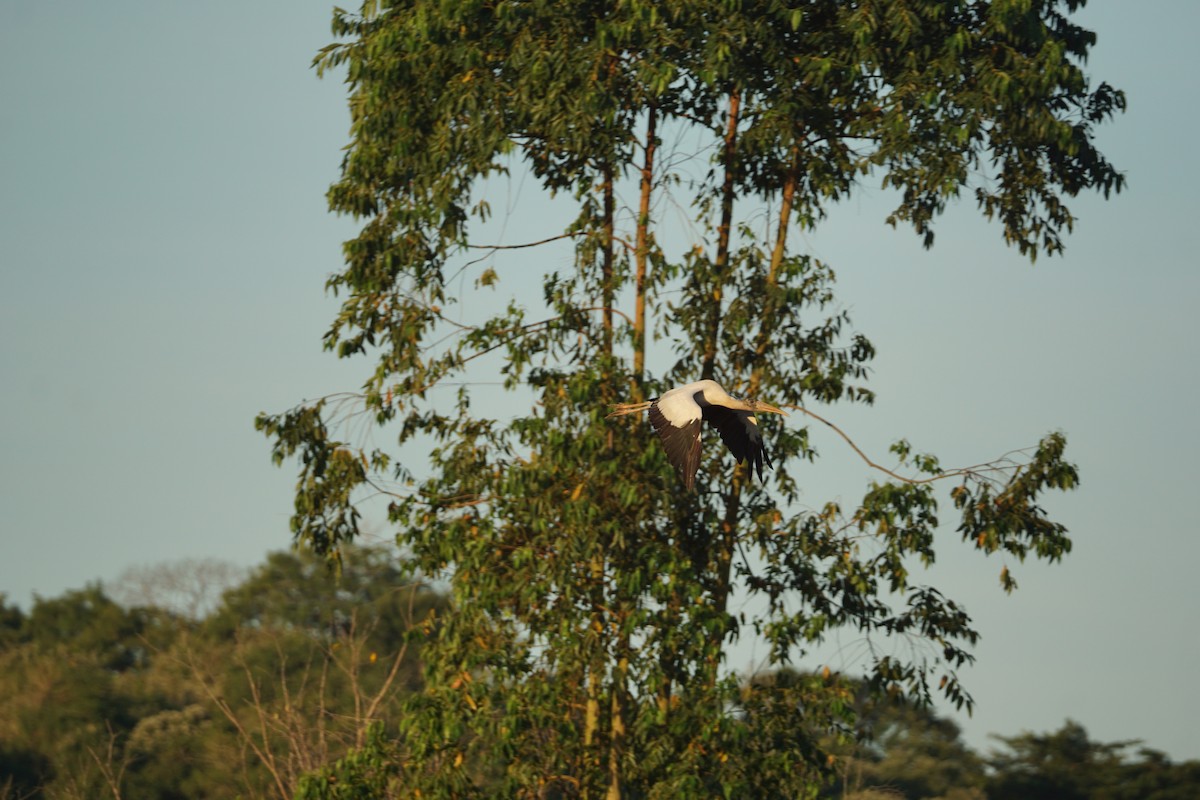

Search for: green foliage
xmin=821 ymin=704 xmax=1200 ymax=800
xmin=826 ymin=687 xmax=988 ymax=800
xmin=23 ymin=585 xmax=163 ymax=671
xmin=987 ymin=720 xmax=1200 ymax=800
xmin=258 ymin=0 xmax=1126 ymax=795
xmin=4 ymin=569 xmax=1199 ymax=800
xmin=295 ymin=723 xmax=403 ymax=800
xmin=0 ymin=595 xmax=24 ymax=651
xmin=0 ymin=547 xmax=437 ymax=799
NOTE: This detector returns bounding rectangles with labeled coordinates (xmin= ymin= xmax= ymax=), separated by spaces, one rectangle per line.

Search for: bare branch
xmin=466 ymin=229 xmax=636 ymax=254
xmin=169 ymin=640 xmax=291 ymax=800
xmin=84 ymin=722 xmax=129 ymax=800
xmin=785 ymin=404 xmax=1022 ymax=486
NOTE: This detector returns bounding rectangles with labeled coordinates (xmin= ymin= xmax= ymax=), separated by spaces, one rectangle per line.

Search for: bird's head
xmin=748 ymin=399 xmax=788 ymax=417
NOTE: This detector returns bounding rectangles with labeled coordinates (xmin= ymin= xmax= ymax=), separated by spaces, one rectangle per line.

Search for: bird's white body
xmin=607 ymin=379 xmax=787 ymax=489
xmin=653 ymin=380 xmax=715 ymax=426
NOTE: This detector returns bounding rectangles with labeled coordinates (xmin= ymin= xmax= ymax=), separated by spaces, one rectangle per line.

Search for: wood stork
xmin=606 ymin=379 xmax=787 ymax=489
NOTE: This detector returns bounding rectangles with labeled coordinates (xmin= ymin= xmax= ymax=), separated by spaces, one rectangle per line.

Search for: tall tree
xmin=260 ymin=0 xmax=1124 ymax=795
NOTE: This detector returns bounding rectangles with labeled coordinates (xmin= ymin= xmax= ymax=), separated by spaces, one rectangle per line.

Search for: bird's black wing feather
xmin=703 ymin=405 xmax=770 ymax=482
xmin=703 ymin=405 xmax=748 ymax=462
xmin=649 ymin=403 xmax=702 ymax=489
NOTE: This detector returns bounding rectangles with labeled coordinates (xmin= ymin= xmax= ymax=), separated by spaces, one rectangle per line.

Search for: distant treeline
xmin=1 ymin=547 xmax=1195 ymax=799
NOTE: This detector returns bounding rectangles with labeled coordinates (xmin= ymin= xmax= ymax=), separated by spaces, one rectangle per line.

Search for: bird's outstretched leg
xmin=606 ymin=401 xmax=652 ymax=419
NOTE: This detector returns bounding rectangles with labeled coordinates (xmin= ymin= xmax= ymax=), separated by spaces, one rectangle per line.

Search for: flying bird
xmin=607 ymin=379 xmax=787 ymax=490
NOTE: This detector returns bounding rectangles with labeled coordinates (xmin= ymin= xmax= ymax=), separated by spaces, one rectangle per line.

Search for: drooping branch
xmin=786 ymin=403 xmax=1027 ymax=487
xmin=465 ymin=230 xmax=636 ymax=254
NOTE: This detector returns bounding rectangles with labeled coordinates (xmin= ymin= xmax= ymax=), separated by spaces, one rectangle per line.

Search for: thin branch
xmin=785 ymin=404 xmax=1021 ymax=486
xmin=466 ymin=230 xmax=636 ymax=254
xmin=362 ymin=587 xmax=419 ymax=728
xmin=84 ymin=722 xmax=128 ymax=800
xmin=403 ymin=307 xmax=636 ymax=396
xmin=575 ymin=306 xmax=635 ymax=328
xmin=176 ymin=643 xmax=291 ymax=800
xmin=434 ymin=493 xmax=492 ymax=510
xmin=243 ymin=655 xmax=290 ymax=800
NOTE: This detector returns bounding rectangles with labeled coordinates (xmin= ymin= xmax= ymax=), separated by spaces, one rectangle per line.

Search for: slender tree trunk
xmin=602 ymin=164 xmax=615 ymax=359
xmin=712 ymin=483 xmax=743 ymax=622
xmin=607 ymin=652 xmax=629 ymax=800
xmin=605 ymin=107 xmax=657 ymax=800
xmin=702 ymin=90 xmax=741 ymax=381
xmin=657 ymin=648 xmax=672 ymax=719
xmin=747 ymin=145 xmax=800 ymax=398
xmin=635 ymin=90 xmax=744 ymax=701
xmin=714 ymin=146 xmax=800 ymax=626
xmin=584 ymin=158 xmax=619 ymax=799
xmin=706 ymin=92 xmax=747 ymax=662
xmin=633 ymin=105 xmax=657 ymax=391
xmin=584 ymin=665 xmax=602 ymax=751
xmin=583 ymin=552 xmax=604 ymax=800
xmin=586 ymin=561 xmax=606 ymax=778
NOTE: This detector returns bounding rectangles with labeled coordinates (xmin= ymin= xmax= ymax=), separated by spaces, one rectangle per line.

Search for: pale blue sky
xmin=2 ymin=1 xmax=1197 ymax=763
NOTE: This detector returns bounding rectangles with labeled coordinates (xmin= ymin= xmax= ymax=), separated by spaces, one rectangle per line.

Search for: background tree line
xmin=1 ymin=551 xmax=1195 ymax=798
xmin=0 ymin=548 xmax=442 ymax=799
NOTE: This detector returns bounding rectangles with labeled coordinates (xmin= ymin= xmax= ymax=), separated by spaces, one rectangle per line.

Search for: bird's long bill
xmin=755 ymin=401 xmax=788 ymax=417
xmin=606 ymin=401 xmax=651 ymax=419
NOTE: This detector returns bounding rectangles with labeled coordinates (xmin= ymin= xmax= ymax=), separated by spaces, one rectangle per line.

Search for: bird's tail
xmin=605 ymin=401 xmax=652 ymax=419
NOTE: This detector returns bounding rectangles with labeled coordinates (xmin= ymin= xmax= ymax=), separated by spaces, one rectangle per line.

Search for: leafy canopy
xmin=260 ymin=0 xmax=1123 ymax=796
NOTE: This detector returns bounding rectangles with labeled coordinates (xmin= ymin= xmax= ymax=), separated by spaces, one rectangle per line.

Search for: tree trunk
xmin=601 ymin=164 xmax=615 ymax=359
xmin=633 ymin=106 xmax=657 ymax=391
xmin=702 ymin=90 xmax=741 ymax=381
